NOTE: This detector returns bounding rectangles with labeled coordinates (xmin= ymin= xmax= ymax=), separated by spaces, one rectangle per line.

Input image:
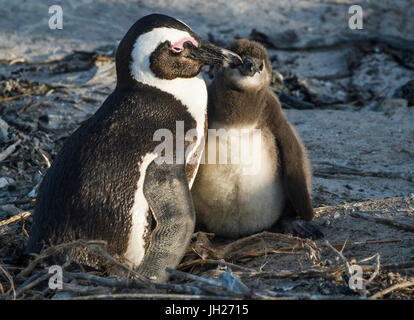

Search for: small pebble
xmin=0 ymin=177 xmax=16 ymax=190
xmin=0 ymin=204 xmax=19 ymax=215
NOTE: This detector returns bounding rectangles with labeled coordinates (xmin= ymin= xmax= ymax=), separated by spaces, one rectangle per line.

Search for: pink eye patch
xmin=171 ymin=37 xmax=198 ymax=52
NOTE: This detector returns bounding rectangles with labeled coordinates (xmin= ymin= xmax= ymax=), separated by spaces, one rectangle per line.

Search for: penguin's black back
xmin=27 ymin=82 xmax=196 ymax=258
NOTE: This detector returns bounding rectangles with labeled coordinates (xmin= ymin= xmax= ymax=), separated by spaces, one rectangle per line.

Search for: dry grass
xmin=1 ymin=214 xmax=414 ymax=300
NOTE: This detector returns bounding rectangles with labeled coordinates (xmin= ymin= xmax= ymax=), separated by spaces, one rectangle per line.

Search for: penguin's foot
xmin=273 ymin=218 xmax=324 ymax=240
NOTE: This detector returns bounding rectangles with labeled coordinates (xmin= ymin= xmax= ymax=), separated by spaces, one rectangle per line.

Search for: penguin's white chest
xmin=192 ymin=125 xmax=284 ymax=237
xmin=160 ymin=75 xmax=208 ymax=187
xmin=171 ymin=76 xmax=208 ymax=186
xmin=124 ymin=77 xmax=207 ymax=268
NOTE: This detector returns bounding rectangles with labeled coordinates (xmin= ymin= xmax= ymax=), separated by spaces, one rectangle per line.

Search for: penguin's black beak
xmin=186 ymin=39 xmax=242 ymax=67
xmin=238 ymin=58 xmax=263 ymax=77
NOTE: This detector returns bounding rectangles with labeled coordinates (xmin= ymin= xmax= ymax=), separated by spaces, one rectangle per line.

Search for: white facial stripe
xmin=130 ymin=27 xmax=208 ymax=185
xmin=130 ymin=27 xmax=192 ymax=83
xmin=130 ymin=27 xmax=207 ymax=112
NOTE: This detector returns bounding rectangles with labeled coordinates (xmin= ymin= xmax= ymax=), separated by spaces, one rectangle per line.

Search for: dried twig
xmin=15 ymin=271 xmax=52 ymax=299
xmin=65 ymin=271 xmax=217 ymax=296
xmin=17 ymin=240 xmax=148 ymax=287
xmin=166 ymin=268 xmax=222 ymax=287
xmin=322 ymin=239 xmax=401 ymax=250
xmin=362 ymin=262 xmax=414 ymax=272
xmin=0 ymin=211 xmax=32 ymax=227
xmin=324 ymin=240 xmax=353 ymax=281
xmin=166 ymin=268 xmax=252 ymax=298
xmin=16 ymin=240 xmax=104 ymax=279
xmin=67 ymin=270 xmax=207 ymax=296
xmin=359 ymin=253 xmax=379 ymax=264
xmin=263 ymin=289 xmax=368 ymax=300
xmin=236 ymin=259 xmax=414 ymax=282
xmin=63 ymin=272 xmax=146 ymax=290
xmin=155 ymin=283 xmax=204 ymax=295
xmin=52 ymin=282 xmax=109 ymax=296
xmin=90 ymin=245 xmax=153 ymax=288
xmin=215 ymin=231 xmax=312 ymax=259
xmin=339 ymin=239 xmax=348 ymax=254
xmin=224 ymin=249 xmax=303 ymax=260
xmin=370 ymin=281 xmax=414 ymax=299
xmin=366 ymin=253 xmax=381 ymax=285
xmin=350 ymin=211 xmax=414 ymax=233
xmin=236 ymin=265 xmax=343 ymax=280
xmin=0 ymin=263 xmax=16 ymax=300
xmin=17 ymin=271 xmax=47 ymax=290
xmin=64 ymin=293 xmax=237 ymax=300
xmin=0 ymin=94 xmax=33 ymax=103
xmin=0 ymin=139 xmax=22 ymax=162
xmin=177 ymin=258 xmax=253 ymax=272
xmin=38 ymin=150 xmax=51 ymax=168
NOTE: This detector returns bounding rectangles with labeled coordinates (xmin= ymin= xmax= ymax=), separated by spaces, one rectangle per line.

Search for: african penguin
xmin=191 ymin=39 xmax=323 ymax=239
xmin=26 ymin=14 xmax=242 ymax=282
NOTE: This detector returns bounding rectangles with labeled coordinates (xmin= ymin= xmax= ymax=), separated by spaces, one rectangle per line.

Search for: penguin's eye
xmin=259 ymin=62 xmax=264 ymax=71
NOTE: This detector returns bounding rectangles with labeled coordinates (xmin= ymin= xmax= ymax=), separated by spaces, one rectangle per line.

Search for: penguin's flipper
xmin=267 ymin=93 xmax=314 ymax=221
xmin=140 ymin=161 xmax=196 ymax=282
xmin=278 ymin=129 xmax=314 ymax=221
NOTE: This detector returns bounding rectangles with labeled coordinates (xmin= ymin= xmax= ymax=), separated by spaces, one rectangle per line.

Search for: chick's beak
xmin=186 ymin=39 xmax=242 ymax=67
xmin=238 ymin=58 xmax=262 ymax=77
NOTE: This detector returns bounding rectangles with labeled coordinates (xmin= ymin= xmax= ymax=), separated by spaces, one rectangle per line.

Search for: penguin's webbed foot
xmin=273 ymin=218 xmax=324 ymax=240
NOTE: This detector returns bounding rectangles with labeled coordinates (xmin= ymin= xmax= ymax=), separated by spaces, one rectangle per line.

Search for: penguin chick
xmin=191 ymin=39 xmax=323 ymax=240
xmin=26 ymin=14 xmax=242 ymax=282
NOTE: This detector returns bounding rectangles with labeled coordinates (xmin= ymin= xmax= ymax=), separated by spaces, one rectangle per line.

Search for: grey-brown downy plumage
xmin=192 ymin=39 xmax=323 ymax=239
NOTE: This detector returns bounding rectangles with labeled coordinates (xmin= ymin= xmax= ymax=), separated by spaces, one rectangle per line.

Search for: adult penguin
xmin=27 ymin=14 xmax=242 ymax=282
